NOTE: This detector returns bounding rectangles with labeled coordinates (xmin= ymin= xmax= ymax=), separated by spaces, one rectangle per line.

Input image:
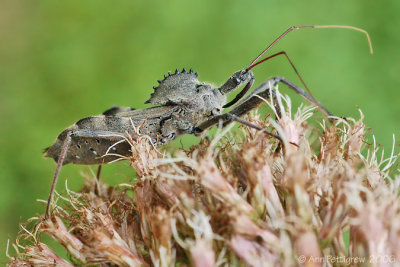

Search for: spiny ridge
xmin=151 ymin=68 xmax=198 ymax=91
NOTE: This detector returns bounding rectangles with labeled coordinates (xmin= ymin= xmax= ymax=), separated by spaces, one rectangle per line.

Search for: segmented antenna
xmin=247 ymin=25 xmax=373 ymax=71
xmin=244 ymin=25 xmax=373 ymax=112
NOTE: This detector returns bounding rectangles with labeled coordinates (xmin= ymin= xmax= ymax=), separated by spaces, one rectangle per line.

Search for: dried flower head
xmin=7 ymin=91 xmax=400 ymax=266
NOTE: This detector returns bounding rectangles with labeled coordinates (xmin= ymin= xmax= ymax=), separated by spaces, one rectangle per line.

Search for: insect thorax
xmin=145 ymin=68 xmax=226 ymax=116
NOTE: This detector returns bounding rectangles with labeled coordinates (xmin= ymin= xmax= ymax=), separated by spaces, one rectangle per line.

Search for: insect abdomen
xmin=44 ymin=116 xmax=140 ymax=165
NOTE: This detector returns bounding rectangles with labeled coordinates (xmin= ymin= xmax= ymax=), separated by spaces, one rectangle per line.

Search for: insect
xmin=43 ymin=25 xmax=372 ymax=218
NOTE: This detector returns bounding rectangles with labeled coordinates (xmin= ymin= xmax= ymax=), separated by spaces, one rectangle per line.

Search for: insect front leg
xmin=45 ymin=129 xmax=131 ymax=219
xmin=229 ymin=76 xmax=333 ymax=118
xmin=195 ymin=80 xmax=279 ymax=133
xmin=195 ymin=76 xmax=332 ymax=134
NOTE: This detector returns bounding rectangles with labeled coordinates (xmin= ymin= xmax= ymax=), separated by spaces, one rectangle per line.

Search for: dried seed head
xmin=8 ymin=93 xmax=400 ymax=266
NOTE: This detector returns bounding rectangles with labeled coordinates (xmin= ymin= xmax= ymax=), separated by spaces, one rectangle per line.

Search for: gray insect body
xmin=45 ymin=69 xmax=230 ymax=165
xmin=43 ymin=25 xmax=372 ymax=218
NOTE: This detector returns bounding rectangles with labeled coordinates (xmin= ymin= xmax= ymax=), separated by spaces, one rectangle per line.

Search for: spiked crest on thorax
xmin=145 ymin=68 xmax=200 ymax=106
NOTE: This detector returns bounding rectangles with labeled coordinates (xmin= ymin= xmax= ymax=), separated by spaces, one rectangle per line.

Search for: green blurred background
xmin=1 ymin=0 xmax=399 ymax=262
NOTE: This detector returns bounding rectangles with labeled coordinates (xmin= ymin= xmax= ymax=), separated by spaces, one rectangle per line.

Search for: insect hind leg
xmin=45 ymin=131 xmax=73 ymax=219
xmin=94 ymin=165 xmax=103 ymax=196
xmin=45 ymin=129 xmax=130 ymax=219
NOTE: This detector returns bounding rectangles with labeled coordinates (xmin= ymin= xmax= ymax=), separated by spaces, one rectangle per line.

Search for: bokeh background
xmin=1 ymin=0 xmax=399 ymax=262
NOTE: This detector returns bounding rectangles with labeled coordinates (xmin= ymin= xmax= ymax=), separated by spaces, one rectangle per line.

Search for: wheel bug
xmin=43 ymin=25 xmax=372 ymax=219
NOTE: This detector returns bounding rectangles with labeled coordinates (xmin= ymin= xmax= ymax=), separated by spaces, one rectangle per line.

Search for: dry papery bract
xmin=7 ymin=92 xmax=400 ymax=267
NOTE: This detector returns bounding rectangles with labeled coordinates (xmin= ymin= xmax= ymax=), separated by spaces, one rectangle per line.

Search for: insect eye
xmin=212 ymin=108 xmax=221 ymax=116
xmin=233 ymin=77 xmax=241 ymax=85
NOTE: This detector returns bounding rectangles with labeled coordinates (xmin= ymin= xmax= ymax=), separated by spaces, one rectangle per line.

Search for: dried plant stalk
xmin=7 ymin=92 xmax=400 ymax=267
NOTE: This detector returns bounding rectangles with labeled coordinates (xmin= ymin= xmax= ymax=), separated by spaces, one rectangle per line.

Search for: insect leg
xmin=224 ymin=114 xmax=300 ymax=150
xmin=196 ymin=76 xmax=332 ymax=134
xmin=222 ymin=78 xmax=254 ymax=108
xmin=230 ymin=76 xmax=333 ymax=118
xmin=96 ymin=165 xmax=102 ymax=180
xmin=226 ymin=114 xmax=282 ymax=141
xmin=45 ymin=131 xmax=72 ymax=219
xmin=194 ymin=111 xmax=285 ymax=148
xmin=225 ymin=25 xmax=373 ymax=110
xmin=278 ymin=77 xmax=333 ymax=117
xmin=45 ymin=129 xmax=129 ymax=218
xmin=94 ymin=165 xmax=103 ymax=196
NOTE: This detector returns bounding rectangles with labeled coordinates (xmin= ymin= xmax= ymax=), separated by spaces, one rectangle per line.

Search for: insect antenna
xmin=224 ymin=50 xmax=306 ymax=109
xmin=247 ymin=25 xmax=373 ymax=72
xmin=242 ymin=25 xmax=373 ymax=115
